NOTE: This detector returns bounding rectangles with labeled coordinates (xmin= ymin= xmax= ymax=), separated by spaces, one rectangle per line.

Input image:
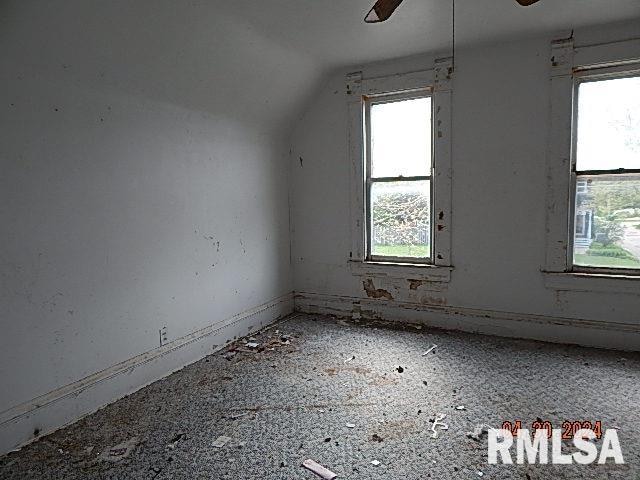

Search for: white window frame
xmin=543 ymin=37 xmax=640 ymax=292
xmin=347 ymin=58 xmax=454 ymax=282
xmin=364 ymin=89 xmax=434 ymax=264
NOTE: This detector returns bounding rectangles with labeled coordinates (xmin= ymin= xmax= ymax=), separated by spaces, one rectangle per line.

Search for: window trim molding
xmin=347 ymin=58 xmax=454 ymax=282
xmin=543 ymin=37 xmax=640 ymax=292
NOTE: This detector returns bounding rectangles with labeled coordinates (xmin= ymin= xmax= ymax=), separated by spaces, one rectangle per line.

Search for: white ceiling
xmin=218 ymin=0 xmax=640 ymax=68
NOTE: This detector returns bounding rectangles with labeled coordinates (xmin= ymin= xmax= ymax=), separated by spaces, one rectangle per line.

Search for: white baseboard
xmin=295 ymin=291 xmax=640 ymax=352
xmin=0 ymin=293 xmax=293 ymax=456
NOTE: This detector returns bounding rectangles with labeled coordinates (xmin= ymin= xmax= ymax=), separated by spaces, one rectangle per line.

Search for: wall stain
xmin=408 ymin=279 xmax=427 ymax=291
xmin=420 ymin=295 xmax=446 ymax=306
xmin=362 ymin=279 xmax=393 ymax=300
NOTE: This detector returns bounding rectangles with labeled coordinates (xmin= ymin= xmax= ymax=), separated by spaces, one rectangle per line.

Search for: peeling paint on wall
xmin=408 ymin=279 xmax=427 ymax=291
xmin=362 ymin=279 xmax=393 ymax=300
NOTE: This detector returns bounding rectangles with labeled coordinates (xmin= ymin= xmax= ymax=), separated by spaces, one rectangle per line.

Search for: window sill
xmin=349 ymin=260 xmax=452 ymax=282
xmin=542 ymin=271 xmax=640 ymax=294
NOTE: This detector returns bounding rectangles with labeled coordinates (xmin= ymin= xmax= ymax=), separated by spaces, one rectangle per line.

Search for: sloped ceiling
xmin=0 ymin=0 xmax=323 ymax=135
xmin=2 ymin=0 xmax=639 ymax=130
xmin=218 ymin=0 xmax=640 ymax=68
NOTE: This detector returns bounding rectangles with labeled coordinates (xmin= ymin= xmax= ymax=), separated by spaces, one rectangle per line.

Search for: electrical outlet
xmin=159 ymin=326 xmax=168 ymax=346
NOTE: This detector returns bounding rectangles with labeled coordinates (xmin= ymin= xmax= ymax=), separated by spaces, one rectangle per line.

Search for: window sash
xmin=569 ymin=72 xmax=640 ymax=274
xmin=364 ymin=91 xmax=434 ymax=263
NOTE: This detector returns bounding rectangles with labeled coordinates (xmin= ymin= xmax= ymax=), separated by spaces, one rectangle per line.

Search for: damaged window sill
xmin=542 ymin=271 xmax=640 ymax=294
xmin=349 ymin=260 xmax=452 ymax=282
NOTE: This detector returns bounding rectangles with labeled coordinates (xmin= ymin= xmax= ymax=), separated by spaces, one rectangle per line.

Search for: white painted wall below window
xmin=289 ymin=21 xmax=640 ymax=350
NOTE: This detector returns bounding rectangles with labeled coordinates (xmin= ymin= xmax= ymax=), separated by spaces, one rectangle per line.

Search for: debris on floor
xmin=166 ymin=432 xmax=186 ymax=450
xmin=422 ymin=345 xmax=437 ymax=356
xmin=212 ymin=436 xmax=232 ymax=448
xmin=371 ymin=460 xmax=381 ymax=466
xmin=3 ymin=314 xmax=639 ymax=479
xmin=223 ymin=351 xmax=237 ymax=360
xmin=344 ymin=355 xmax=356 ymax=364
xmin=395 ymin=366 xmax=404 ymax=373
xmin=302 ymin=458 xmax=337 ymax=480
xmin=222 ymin=331 xmax=298 ymax=359
xmin=466 ymin=424 xmax=491 ymax=441
xmin=98 ymin=437 xmax=139 ymax=462
xmin=430 ymin=413 xmax=449 ymax=438
xmin=455 ymin=405 xmax=466 ymax=411
xmin=229 ymin=411 xmax=250 ymax=419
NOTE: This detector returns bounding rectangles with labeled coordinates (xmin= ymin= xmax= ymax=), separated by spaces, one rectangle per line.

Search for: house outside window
xmin=544 ymin=37 xmax=640 ymax=291
xmin=571 ymin=75 xmax=640 ymax=271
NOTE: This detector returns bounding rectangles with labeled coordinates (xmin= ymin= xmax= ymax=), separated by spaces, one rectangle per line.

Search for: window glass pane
xmin=370 ymin=97 xmax=431 ymax=178
xmin=371 ymin=181 xmax=430 ymax=258
xmin=573 ymin=173 xmax=640 ymax=269
xmin=576 ymin=76 xmax=640 ymax=171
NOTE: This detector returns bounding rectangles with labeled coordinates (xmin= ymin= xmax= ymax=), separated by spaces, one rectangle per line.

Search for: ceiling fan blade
xmin=365 ymin=0 xmax=405 ymax=23
xmin=515 ymin=0 xmax=541 ymax=5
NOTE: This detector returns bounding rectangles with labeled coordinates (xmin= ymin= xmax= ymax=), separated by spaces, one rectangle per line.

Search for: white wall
xmin=1 ymin=0 xmax=638 ymax=455
xmin=0 ymin=0 xmax=319 ymax=452
xmin=290 ymin=22 xmax=640 ymax=349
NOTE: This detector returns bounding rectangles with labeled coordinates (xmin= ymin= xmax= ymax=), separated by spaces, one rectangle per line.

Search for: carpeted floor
xmin=1 ymin=313 xmax=639 ymax=479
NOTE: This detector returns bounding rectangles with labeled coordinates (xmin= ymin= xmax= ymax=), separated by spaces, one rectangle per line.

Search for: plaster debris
xmin=455 ymin=405 xmax=466 ymax=411
xmin=477 ymin=471 xmax=484 ymax=477
xmin=422 ymin=345 xmax=438 ymax=356
xmin=430 ymin=414 xmax=449 ymax=439
xmin=166 ymin=432 xmax=186 ymax=449
xmin=223 ymin=351 xmax=237 ymax=360
xmin=212 ymin=436 xmax=232 ymax=448
xmin=245 ymin=342 xmax=259 ymax=349
xmin=346 ymin=423 xmax=356 ymax=428
xmin=302 ymin=459 xmax=337 ymax=480
xmin=371 ymin=460 xmax=381 ymax=466
xmin=466 ymin=425 xmax=491 ymax=441
xmin=229 ymin=412 xmax=249 ymax=420
xmin=344 ymin=355 xmax=356 ymax=364
xmin=98 ymin=437 xmax=139 ymax=462
xmin=5 ymin=314 xmax=635 ymax=480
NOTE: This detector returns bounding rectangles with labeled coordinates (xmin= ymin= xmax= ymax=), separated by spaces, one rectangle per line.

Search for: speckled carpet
xmin=1 ymin=313 xmax=639 ymax=479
